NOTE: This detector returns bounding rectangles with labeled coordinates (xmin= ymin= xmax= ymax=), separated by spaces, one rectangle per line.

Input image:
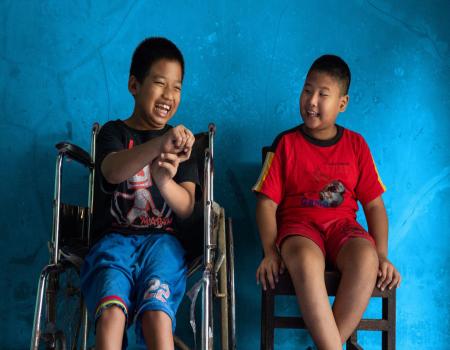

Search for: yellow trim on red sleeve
xmin=252 ymin=152 xmax=275 ymax=192
xmin=372 ymin=156 xmax=386 ymax=191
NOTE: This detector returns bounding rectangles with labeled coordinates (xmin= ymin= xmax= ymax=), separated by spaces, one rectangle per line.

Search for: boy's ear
xmin=339 ymin=94 xmax=349 ymax=112
xmin=128 ymin=75 xmax=140 ymax=96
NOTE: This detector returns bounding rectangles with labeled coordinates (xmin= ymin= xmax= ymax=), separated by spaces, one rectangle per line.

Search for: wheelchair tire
xmin=217 ymin=208 xmax=229 ymax=350
xmin=43 ymin=264 xmax=84 ymax=350
xmin=41 ymin=330 xmax=66 ymax=350
xmin=54 ymin=331 xmax=67 ymax=350
xmin=226 ymin=217 xmax=236 ymax=350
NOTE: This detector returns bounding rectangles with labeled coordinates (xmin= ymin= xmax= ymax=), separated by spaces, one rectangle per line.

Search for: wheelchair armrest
xmin=55 ymin=142 xmax=94 ymax=169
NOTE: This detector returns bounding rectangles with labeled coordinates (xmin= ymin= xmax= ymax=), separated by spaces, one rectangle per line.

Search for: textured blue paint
xmin=1 ymin=1 xmax=449 ymax=349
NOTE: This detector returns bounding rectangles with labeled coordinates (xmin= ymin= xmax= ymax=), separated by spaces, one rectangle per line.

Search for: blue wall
xmin=1 ymin=1 xmax=449 ymax=348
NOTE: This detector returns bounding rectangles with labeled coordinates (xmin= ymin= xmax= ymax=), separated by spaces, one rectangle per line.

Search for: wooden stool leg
xmin=382 ymin=289 xmax=396 ymax=350
xmin=346 ymin=332 xmax=363 ymax=350
xmin=261 ymin=289 xmax=275 ymax=350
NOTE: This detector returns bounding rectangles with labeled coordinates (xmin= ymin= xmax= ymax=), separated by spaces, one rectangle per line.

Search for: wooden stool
xmin=260 ymin=270 xmax=396 ymax=349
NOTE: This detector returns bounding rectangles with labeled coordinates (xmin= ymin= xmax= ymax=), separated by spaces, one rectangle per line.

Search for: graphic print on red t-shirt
xmin=300 ymin=179 xmax=346 ymax=208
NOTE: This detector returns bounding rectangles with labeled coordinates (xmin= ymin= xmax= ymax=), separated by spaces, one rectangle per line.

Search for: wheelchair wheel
xmin=226 ymin=217 xmax=236 ymax=350
xmin=217 ymin=211 xmax=236 ymax=350
xmin=41 ymin=264 xmax=84 ymax=350
xmin=57 ymin=264 xmax=84 ymax=350
xmin=217 ymin=209 xmax=229 ymax=350
xmin=54 ymin=331 xmax=67 ymax=350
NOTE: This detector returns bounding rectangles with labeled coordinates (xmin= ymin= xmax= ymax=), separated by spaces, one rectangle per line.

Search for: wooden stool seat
xmin=261 ymin=270 xmax=396 ymax=349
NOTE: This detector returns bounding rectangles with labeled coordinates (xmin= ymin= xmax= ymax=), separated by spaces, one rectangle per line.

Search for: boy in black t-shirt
xmin=80 ymin=37 xmax=197 ymax=350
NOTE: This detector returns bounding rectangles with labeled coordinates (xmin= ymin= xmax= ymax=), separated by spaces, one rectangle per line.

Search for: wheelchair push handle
xmin=91 ymin=122 xmax=100 ymax=134
xmin=208 ymin=123 xmax=216 ymax=135
xmin=55 ymin=142 xmax=94 ymax=169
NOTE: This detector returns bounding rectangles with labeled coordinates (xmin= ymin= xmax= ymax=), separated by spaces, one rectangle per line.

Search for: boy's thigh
xmin=134 ymin=234 xmax=187 ymax=332
xmin=334 ymin=237 xmax=378 ymax=273
xmin=279 ymin=220 xmax=326 ymax=261
xmin=81 ymin=233 xmax=137 ymax=321
xmin=325 ymin=218 xmax=376 ymax=266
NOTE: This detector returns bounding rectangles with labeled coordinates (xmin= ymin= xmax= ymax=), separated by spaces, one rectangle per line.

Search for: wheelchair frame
xmin=200 ymin=125 xmax=236 ymax=350
xmin=30 ymin=123 xmax=236 ymax=350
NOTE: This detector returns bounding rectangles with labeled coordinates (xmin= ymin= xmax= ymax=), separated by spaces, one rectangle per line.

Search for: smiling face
xmin=299 ymin=70 xmax=349 ymax=140
xmin=128 ymin=58 xmax=183 ymax=130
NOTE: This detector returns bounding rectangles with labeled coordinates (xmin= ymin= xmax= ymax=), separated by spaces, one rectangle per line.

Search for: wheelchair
xmin=30 ymin=123 xmax=236 ymax=350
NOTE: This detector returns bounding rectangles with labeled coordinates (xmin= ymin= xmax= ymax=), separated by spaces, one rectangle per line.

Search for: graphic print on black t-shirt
xmin=110 ymin=164 xmax=173 ymax=230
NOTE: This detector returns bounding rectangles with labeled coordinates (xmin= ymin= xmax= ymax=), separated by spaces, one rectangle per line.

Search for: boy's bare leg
xmin=142 ymin=310 xmax=174 ymax=350
xmin=281 ymin=236 xmax=342 ymax=350
xmin=333 ymin=238 xmax=379 ymax=343
xmin=95 ymin=306 xmax=126 ymax=350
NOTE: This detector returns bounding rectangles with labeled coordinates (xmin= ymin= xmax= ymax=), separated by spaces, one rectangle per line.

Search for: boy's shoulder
xmin=268 ymin=125 xmax=302 ymax=151
xmin=342 ymin=126 xmax=363 ymax=139
xmin=99 ymin=119 xmax=125 ymax=135
xmin=341 ymin=126 xmax=370 ymax=147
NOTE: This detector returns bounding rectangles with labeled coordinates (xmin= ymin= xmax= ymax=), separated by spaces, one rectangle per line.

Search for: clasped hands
xmin=151 ymin=125 xmax=195 ymax=185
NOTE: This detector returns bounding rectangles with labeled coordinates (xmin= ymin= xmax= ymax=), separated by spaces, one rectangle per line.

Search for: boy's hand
xmin=256 ymin=250 xmax=285 ymax=291
xmin=377 ymin=256 xmax=401 ymax=291
xmin=177 ymin=127 xmax=195 ymax=162
xmin=151 ymin=153 xmax=180 ymax=186
xmin=160 ymin=125 xmax=195 ymax=162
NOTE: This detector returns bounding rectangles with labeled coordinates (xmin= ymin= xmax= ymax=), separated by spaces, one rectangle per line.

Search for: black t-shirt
xmin=92 ymin=120 xmax=198 ymax=242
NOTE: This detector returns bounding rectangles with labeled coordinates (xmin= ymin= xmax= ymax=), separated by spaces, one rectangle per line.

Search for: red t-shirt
xmin=253 ymin=125 xmax=385 ymax=237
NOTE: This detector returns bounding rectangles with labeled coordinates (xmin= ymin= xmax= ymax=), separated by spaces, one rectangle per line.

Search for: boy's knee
xmin=357 ymin=243 xmax=379 ymax=271
xmin=281 ymin=237 xmax=325 ymax=273
xmin=97 ymin=305 xmax=126 ymax=329
xmin=338 ymin=239 xmax=378 ymax=273
xmin=141 ymin=310 xmax=172 ymax=330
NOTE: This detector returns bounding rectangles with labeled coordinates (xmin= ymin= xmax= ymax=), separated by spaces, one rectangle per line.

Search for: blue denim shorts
xmin=80 ymin=233 xmax=187 ymax=348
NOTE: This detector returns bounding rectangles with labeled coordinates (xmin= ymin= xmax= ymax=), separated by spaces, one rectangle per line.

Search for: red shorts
xmin=277 ymin=217 xmax=375 ymax=266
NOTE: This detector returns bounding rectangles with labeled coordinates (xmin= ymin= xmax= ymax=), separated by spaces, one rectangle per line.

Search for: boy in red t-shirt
xmin=253 ymin=55 xmax=401 ymax=348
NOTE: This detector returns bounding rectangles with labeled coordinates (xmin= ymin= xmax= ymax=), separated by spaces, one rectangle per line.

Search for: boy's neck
xmin=301 ymin=124 xmax=338 ymax=141
xmin=124 ymin=110 xmax=165 ymax=131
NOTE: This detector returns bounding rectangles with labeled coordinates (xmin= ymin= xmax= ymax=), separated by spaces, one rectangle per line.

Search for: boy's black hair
xmin=307 ymin=55 xmax=351 ymax=95
xmin=130 ymin=37 xmax=184 ymax=83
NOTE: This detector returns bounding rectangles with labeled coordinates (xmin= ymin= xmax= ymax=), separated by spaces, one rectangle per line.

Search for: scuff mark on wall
xmin=391 ymin=166 xmax=450 ymax=250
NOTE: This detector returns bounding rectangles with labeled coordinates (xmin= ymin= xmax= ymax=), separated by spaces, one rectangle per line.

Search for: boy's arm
xmin=101 ymin=125 xmax=194 ymax=184
xmin=101 ymin=138 xmax=162 ymax=184
xmin=363 ymin=196 xmax=388 ymax=257
xmin=151 ymin=152 xmax=195 ymax=219
xmin=363 ymin=196 xmax=401 ymax=291
xmin=158 ymin=180 xmax=195 ymax=219
xmin=255 ymin=193 xmax=285 ymax=290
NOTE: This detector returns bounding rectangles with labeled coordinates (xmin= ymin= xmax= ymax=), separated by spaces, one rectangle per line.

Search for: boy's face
xmin=129 ymin=58 xmax=183 ymax=130
xmin=299 ymin=70 xmax=349 ymax=139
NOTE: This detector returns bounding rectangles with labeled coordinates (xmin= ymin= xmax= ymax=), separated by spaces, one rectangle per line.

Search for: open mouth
xmin=306 ymin=110 xmax=319 ymax=118
xmin=155 ymin=103 xmax=171 ymax=117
